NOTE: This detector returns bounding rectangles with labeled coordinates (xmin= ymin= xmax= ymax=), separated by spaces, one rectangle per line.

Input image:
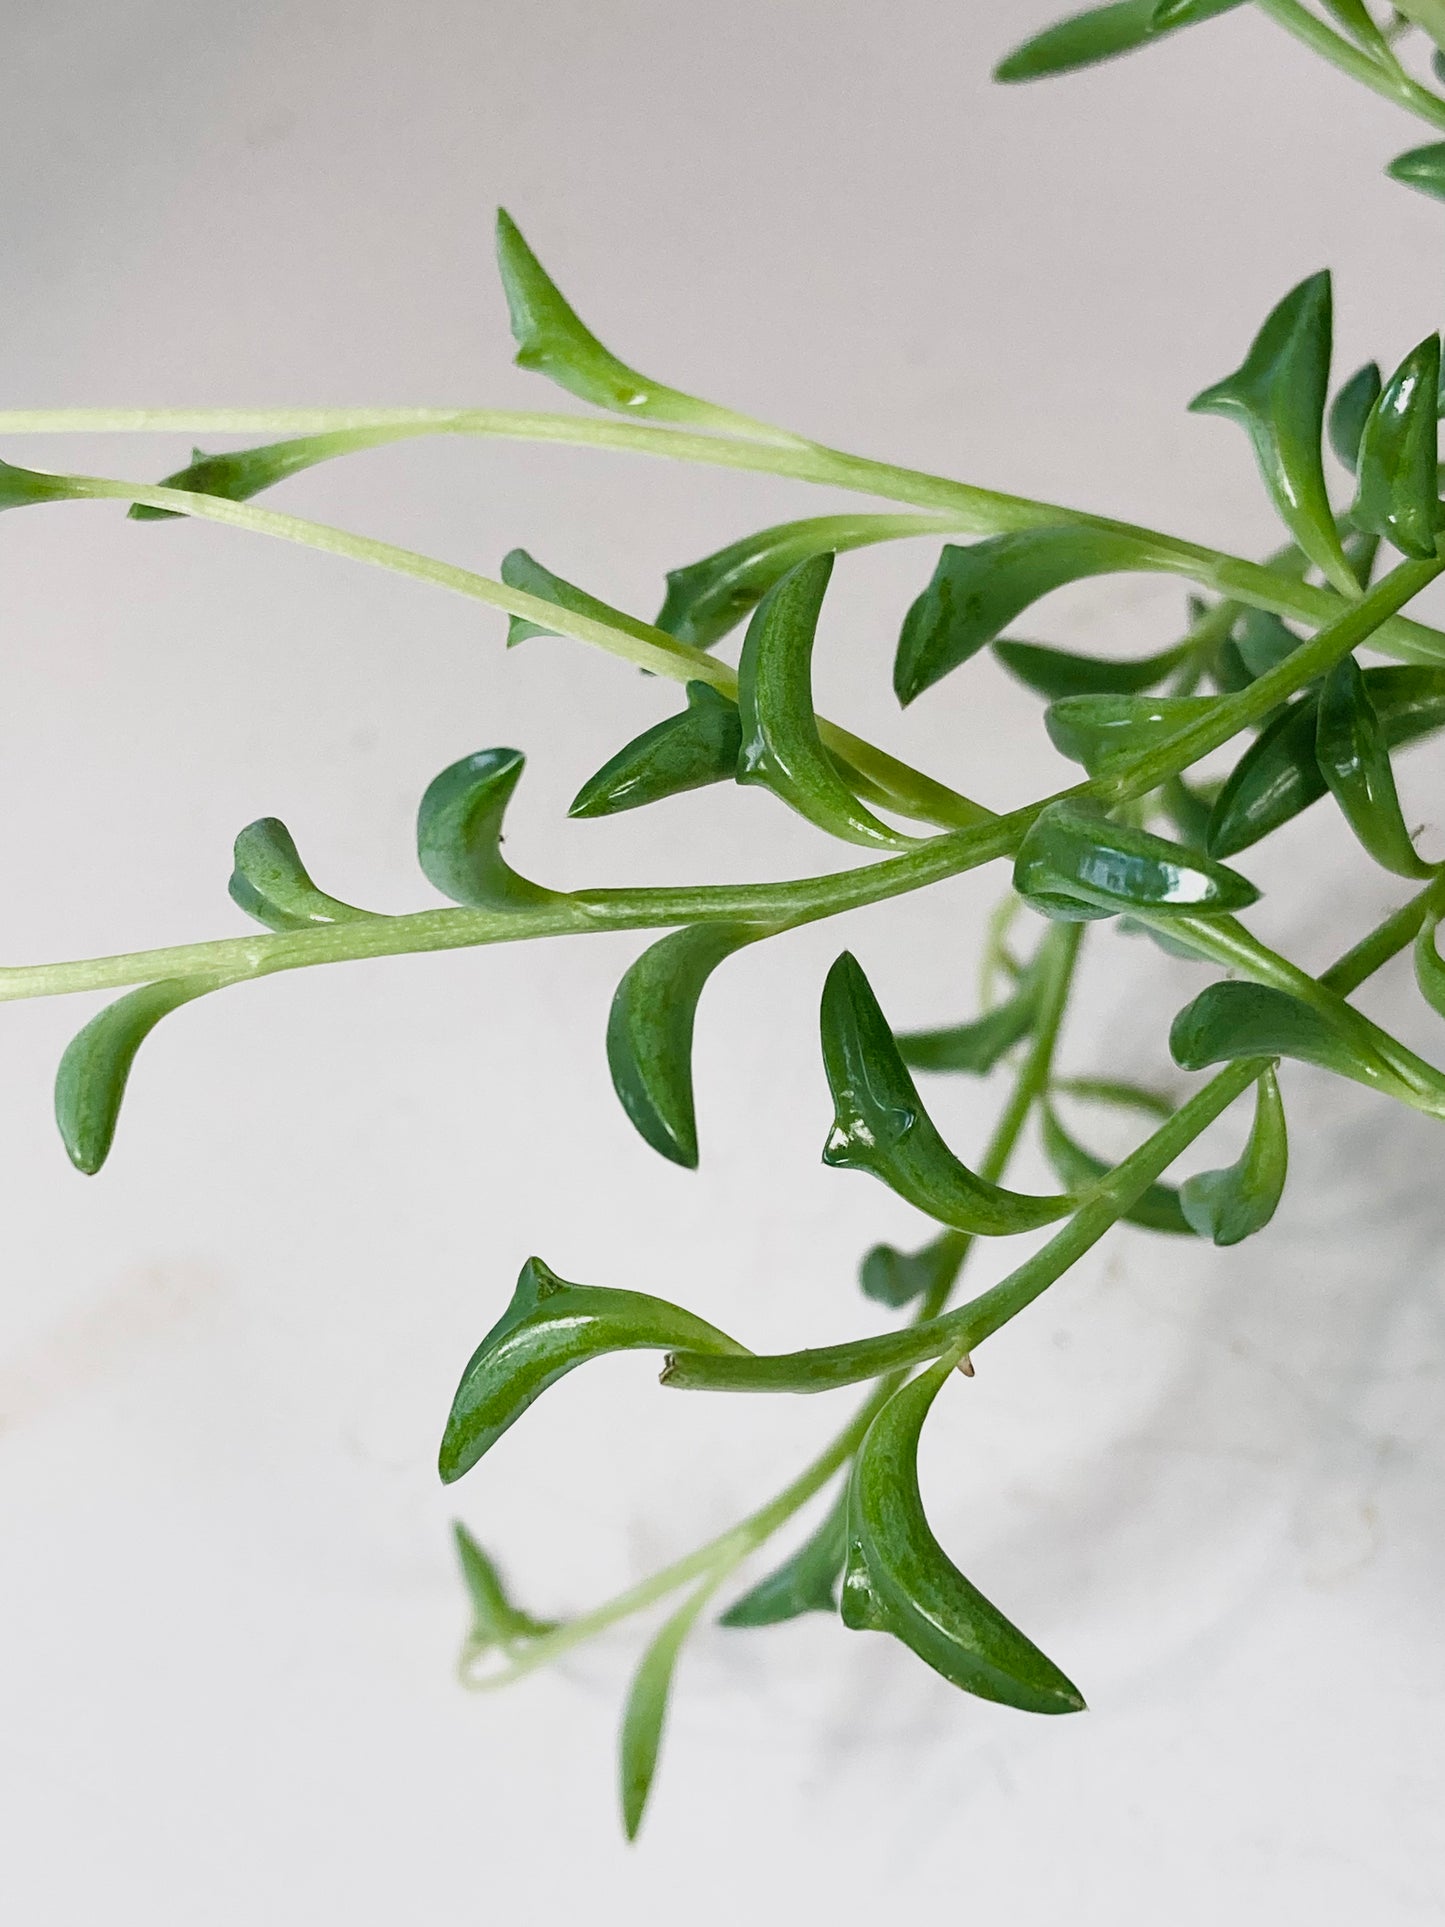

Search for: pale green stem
xmin=1255 ymin=0 xmax=1445 ymax=128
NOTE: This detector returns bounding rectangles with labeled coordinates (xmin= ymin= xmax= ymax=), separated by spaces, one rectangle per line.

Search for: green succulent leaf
xmin=499 ymin=548 xmax=660 ymax=650
xmin=1052 ymin=1076 xmax=1175 ymax=1119
xmin=1043 ymin=694 xmax=1221 ymax=774
xmin=1316 ymin=654 xmax=1436 ymax=877
xmin=820 ymin=953 xmax=1074 ymax=1235
xmin=127 ymin=437 xmax=347 ymax=521
xmin=453 ymin=1522 xmax=559 ymax=1649
xmin=858 ymin=1229 xmax=970 ymax=1309
xmin=657 ymin=515 xmax=945 ymax=652
xmin=1168 ymin=982 xmax=1401 ymax=1093
xmin=894 ymin=965 xmax=1041 ymax=1075
xmin=1160 ymin=774 xmax=1218 ymax=848
xmin=737 ymin=552 xmax=911 ymax=849
xmin=438 ymin=1256 xmax=747 ymax=1483
xmin=1189 ymin=272 xmax=1353 ymax=593
xmin=992 ymin=636 xmax=1191 ymax=701
xmin=1040 ymin=1103 xmax=1193 ymax=1234
xmin=619 ymin=1580 xmax=714 ymax=1842
xmin=1015 ymin=800 xmax=1260 ymax=921
xmin=416 ymin=747 xmax=563 ymax=909
xmin=720 ymin=1487 xmax=849 ymax=1627
xmin=0 ymin=456 xmax=81 ymax=510
xmin=55 ymin=978 xmax=215 ymax=1174
xmin=1178 ymin=1066 xmax=1288 ymax=1245
xmin=1413 ymin=913 xmax=1445 ymax=1018
xmin=841 ymin=1356 xmax=1086 ymax=1714
xmin=1329 ymin=363 xmax=1384 ymax=472
xmin=1232 ymin=608 xmax=1304 ymax=681
xmin=1350 ymin=336 xmax=1444 ymax=561
xmin=993 ymin=0 xmax=1243 ymax=82
xmin=1386 ymin=143 xmax=1445 ymax=202
xmin=569 ymin=683 xmax=743 ymax=819
xmin=607 ymin=922 xmax=764 ymax=1168
xmin=893 ymin=529 xmax=1149 ymax=706
xmin=229 ymin=817 xmax=371 ymax=931
xmin=1320 ymin=0 xmax=1400 ymax=59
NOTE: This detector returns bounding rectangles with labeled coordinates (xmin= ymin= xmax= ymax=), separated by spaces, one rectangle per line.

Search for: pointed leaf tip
xmin=1350 ymin=335 xmax=1444 ymax=562
xmin=55 ymin=979 xmax=212 ymax=1174
xmin=1179 ymin=1066 xmax=1288 ymax=1245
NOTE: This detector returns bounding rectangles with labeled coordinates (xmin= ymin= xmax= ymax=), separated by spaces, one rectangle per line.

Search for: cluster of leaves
xmin=11 ymin=0 xmax=1445 ymax=1842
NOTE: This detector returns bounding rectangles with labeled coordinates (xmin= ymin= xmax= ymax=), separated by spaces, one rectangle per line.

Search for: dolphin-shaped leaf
xmin=55 ymin=978 xmax=216 ymax=1174
xmin=993 ymin=635 xmax=1191 ymax=701
xmin=1169 ymin=982 xmax=1402 ymax=1094
xmin=720 ymin=1487 xmax=849 ymax=1628
xmin=417 ymin=747 xmax=563 ymax=909
xmin=1014 ymin=800 xmax=1260 ymax=920
xmin=1040 ymin=1103 xmax=1193 ymax=1234
xmin=1350 ymin=335 xmax=1445 ymax=561
xmin=858 ymin=1229 xmax=970 ymax=1309
xmin=498 ymin=548 xmax=661 ymax=650
xmin=1043 ymin=694 xmax=1221 ymax=774
xmin=569 ymin=682 xmax=743 ymax=819
xmin=1178 ymin=1066 xmax=1288 ymax=1245
xmin=1316 ymin=654 xmax=1436 ymax=877
xmin=229 ymin=817 xmax=372 ymax=930
xmin=453 ymin=1522 xmax=559 ymax=1650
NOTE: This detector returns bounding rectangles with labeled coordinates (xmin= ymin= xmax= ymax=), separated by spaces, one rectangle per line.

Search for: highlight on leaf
xmin=820 ymin=952 xmax=1075 ymax=1235
xmin=229 ymin=817 xmax=371 ymax=931
xmin=1350 ymin=335 xmax=1444 ymax=560
xmin=1316 ymin=654 xmax=1436 ymax=878
xmin=841 ymin=1357 xmax=1086 ymax=1714
xmin=1014 ymin=800 xmax=1260 ymax=921
xmin=55 ymin=978 xmax=216 ymax=1175
xmin=720 ymin=1487 xmax=849 ymax=1627
xmin=438 ymin=1256 xmax=747 ymax=1484
xmin=1178 ymin=1065 xmax=1288 ymax=1245
xmin=1386 ymin=142 xmax=1445 ymax=202
xmin=569 ymin=682 xmax=742 ymax=819
xmin=993 ymin=0 xmax=1244 ymax=83
xmin=417 ymin=747 xmax=563 ymax=909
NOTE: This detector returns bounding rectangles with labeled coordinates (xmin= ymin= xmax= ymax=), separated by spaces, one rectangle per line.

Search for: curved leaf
xmin=229 ymin=817 xmax=371 ymax=931
xmin=993 ymin=636 xmax=1190 ymax=701
xmin=1053 ymin=1076 xmax=1175 ymax=1119
xmin=1232 ymin=607 xmax=1304 ymax=680
xmin=438 ymin=1256 xmax=747 ymax=1483
xmin=127 ymin=436 xmax=348 ymax=522
xmin=1043 ymin=693 xmax=1221 ymax=773
xmin=994 ymin=0 xmax=1242 ymax=81
xmin=453 ymin=1522 xmax=558 ymax=1649
xmin=720 ymin=1487 xmax=849 ymax=1627
xmin=417 ymin=748 xmax=562 ymax=909
xmin=1189 ymin=272 xmax=1353 ymax=592
xmin=1351 ymin=335 xmax=1444 ymax=560
xmin=820 ymin=953 xmax=1074 ymax=1236
xmin=607 ymin=922 xmax=763 ymax=1168
xmin=858 ymin=1229 xmax=969 ymax=1309
xmin=1178 ymin=1066 xmax=1288 ymax=1245
xmin=619 ymin=1580 xmax=713 ymax=1842
xmin=0 ymin=456 xmax=79 ymax=511
xmin=738 ymin=553 xmax=910 ymax=848
xmin=1014 ymin=800 xmax=1260 ymax=921
xmin=569 ymin=682 xmax=743 ymax=819
xmin=1386 ymin=143 xmax=1445 ymax=203
xmin=1319 ymin=0 xmax=1401 ymax=64
xmin=893 ymin=529 xmax=1149 ymax=706
xmin=55 ymin=978 xmax=214 ymax=1174
xmin=1160 ymin=773 xmax=1219 ymax=848
xmin=842 ymin=1358 xmax=1085 ymax=1714
xmin=1168 ymin=982 xmax=1400 ymax=1093
xmin=1040 ymin=1103 xmax=1193 ymax=1234
xmin=657 ymin=515 xmax=943 ymax=651
xmin=895 ymin=965 xmax=1041 ymax=1075
xmin=1316 ymin=654 xmax=1435 ymax=877
xmin=499 ymin=548 xmax=659 ymax=650
xmin=1329 ymin=362 xmax=1383 ymax=472
xmin=1413 ymin=913 xmax=1445 ymax=1018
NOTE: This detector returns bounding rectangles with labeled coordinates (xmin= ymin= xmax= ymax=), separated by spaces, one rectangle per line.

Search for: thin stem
xmin=1255 ymin=0 xmax=1445 ymax=130
xmin=1321 ymin=870 xmax=1445 ymax=995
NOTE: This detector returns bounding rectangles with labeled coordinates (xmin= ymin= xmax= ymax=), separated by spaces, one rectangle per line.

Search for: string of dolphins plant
xmin=9 ymin=0 xmax=1445 ymax=1843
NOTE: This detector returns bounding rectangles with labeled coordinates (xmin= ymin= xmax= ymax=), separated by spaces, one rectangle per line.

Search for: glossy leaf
xmin=1043 ymin=694 xmax=1220 ymax=774
xmin=607 ymin=922 xmax=762 ymax=1168
xmin=55 ymin=979 xmax=211 ymax=1174
xmin=229 ymin=817 xmax=370 ymax=931
xmin=1316 ymin=654 xmax=1435 ymax=877
xmin=128 ymin=438 xmax=337 ymax=521
xmin=569 ymin=682 xmax=742 ymax=819
xmin=841 ymin=1358 xmax=1085 ymax=1714
xmin=1190 ymin=272 xmax=1353 ymax=591
xmin=738 ymin=553 xmax=910 ymax=849
xmin=1413 ymin=914 xmax=1445 ymax=1018
xmin=657 ymin=515 xmax=938 ymax=651
xmin=1351 ymin=336 xmax=1444 ymax=559
xmin=500 ymin=548 xmax=659 ymax=649
xmin=453 ymin=1522 xmax=558 ymax=1648
xmin=1386 ymin=143 xmax=1445 ymax=203
xmin=994 ymin=0 xmax=1242 ymax=81
xmin=992 ymin=636 xmax=1190 ymax=700
xmin=720 ymin=1488 xmax=849 ymax=1627
xmin=858 ymin=1229 xmax=968 ymax=1309
xmin=417 ymin=748 xmax=562 ymax=909
xmin=1014 ymin=800 xmax=1260 ymax=922
xmin=1169 ymin=982 xmax=1399 ymax=1093
xmin=1040 ymin=1104 xmax=1193 ymax=1234
xmin=820 ymin=953 xmax=1074 ymax=1235
xmin=1328 ymin=362 xmax=1383 ymax=471
xmin=893 ymin=529 xmax=1147 ymax=706
xmin=894 ymin=966 xmax=1041 ymax=1074
xmin=1178 ymin=1066 xmax=1288 ymax=1245
xmin=438 ymin=1256 xmax=747 ymax=1483
xmin=619 ymin=1581 xmax=712 ymax=1841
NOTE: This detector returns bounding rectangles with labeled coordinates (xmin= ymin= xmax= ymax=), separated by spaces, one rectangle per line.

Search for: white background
xmin=3 ymin=1 xmax=1445 ymax=1919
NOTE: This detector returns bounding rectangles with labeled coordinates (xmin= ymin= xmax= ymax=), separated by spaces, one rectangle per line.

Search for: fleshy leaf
xmin=841 ymin=1358 xmax=1086 ymax=1714
xmin=619 ymin=1582 xmax=712 ymax=1842
xmin=1316 ymin=654 xmax=1435 ymax=877
xmin=720 ymin=1487 xmax=849 ymax=1627
xmin=55 ymin=979 xmax=212 ymax=1174
xmin=893 ymin=529 xmax=1148 ymax=706
xmin=1051 ymin=1076 xmax=1175 ymax=1119
xmin=0 ymin=456 xmax=78 ymax=510
xmin=453 ymin=1522 xmax=558 ymax=1649
xmin=994 ymin=0 xmax=1242 ymax=82
xmin=737 ymin=553 xmax=911 ymax=849
xmin=992 ymin=636 xmax=1190 ymax=700
xmin=1189 ymin=272 xmax=1353 ymax=592
xmin=1168 ymin=982 xmax=1400 ymax=1093
xmin=1350 ymin=335 xmax=1445 ymax=560
xmin=1043 ymin=694 xmax=1221 ymax=774
xmin=1160 ymin=773 xmax=1218 ymax=848
xmin=127 ymin=437 xmax=344 ymax=522
xmin=1386 ymin=143 xmax=1445 ymax=203
xmin=606 ymin=922 xmax=763 ymax=1168
xmin=1014 ymin=800 xmax=1260 ymax=921
xmin=1231 ymin=607 xmax=1303 ymax=681
xmin=1178 ymin=1066 xmax=1288 ymax=1245
xmin=499 ymin=548 xmax=660 ymax=650
xmin=1040 ymin=1103 xmax=1193 ymax=1234
xmin=895 ymin=964 xmax=1041 ymax=1075
xmin=229 ymin=818 xmax=371 ymax=931
xmin=569 ymin=682 xmax=742 ymax=819
xmin=820 ymin=953 xmax=1074 ymax=1235
xmin=1413 ymin=913 xmax=1445 ymax=1019
xmin=417 ymin=748 xmax=562 ymax=909
xmin=1328 ymin=362 xmax=1383 ymax=472
xmin=657 ymin=515 xmax=941 ymax=652
xmin=1318 ymin=0 xmax=1399 ymax=63
xmin=858 ymin=1229 xmax=968 ymax=1309
xmin=438 ymin=1256 xmax=747 ymax=1483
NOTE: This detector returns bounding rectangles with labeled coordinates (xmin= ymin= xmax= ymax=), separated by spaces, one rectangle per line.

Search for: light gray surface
xmin=3 ymin=2 xmax=1445 ymax=1919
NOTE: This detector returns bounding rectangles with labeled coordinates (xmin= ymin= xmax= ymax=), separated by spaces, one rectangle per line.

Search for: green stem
xmin=1255 ymin=0 xmax=1445 ymax=130
xmin=1321 ymin=872 xmax=1445 ymax=994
